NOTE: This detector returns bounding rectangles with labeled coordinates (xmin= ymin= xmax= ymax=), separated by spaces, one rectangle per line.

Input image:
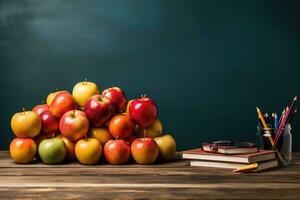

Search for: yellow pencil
xmin=256 ymin=107 xmax=274 ymax=146
xmin=234 ymin=163 xmax=258 ymax=173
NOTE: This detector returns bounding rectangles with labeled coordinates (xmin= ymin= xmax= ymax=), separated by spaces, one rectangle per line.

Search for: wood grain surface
xmin=0 ymin=151 xmax=300 ymax=199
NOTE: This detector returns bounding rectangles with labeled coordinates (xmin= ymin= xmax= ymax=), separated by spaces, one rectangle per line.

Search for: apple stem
xmin=22 ymin=108 xmax=26 ymax=114
xmin=72 ymin=110 xmax=76 ymax=117
xmin=52 ymin=132 xmax=55 ymax=138
xmin=116 ymin=135 xmax=119 ymax=140
xmin=143 ymin=129 xmax=146 ymax=139
xmin=84 ymin=78 xmax=88 ymax=85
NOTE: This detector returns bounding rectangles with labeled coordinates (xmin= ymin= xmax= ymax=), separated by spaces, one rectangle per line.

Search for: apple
xmin=32 ymin=104 xmax=49 ymax=116
xmin=104 ymin=139 xmax=130 ymax=164
xmin=10 ymin=138 xmax=37 ymax=164
xmin=154 ymin=134 xmax=176 ymax=161
xmin=11 ymin=110 xmax=41 ymax=138
xmin=125 ymin=100 xmax=133 ymax=113
xmin=38 ymin=137 xmax=67 ymax=164
xmin=60 ymin=136 xmax=76 ymax=161
xmin=135 ymin=119 xmax=163 ymax=138
xmin=40 ymin=110 xmax=59 ymax=137
xmin=84 ymin=94 xmax=115 ymax=127
xmin=75 ymin=138 xmax=102 ymax=165
xmin=50 ymin=91 xmax=76 ymax=118
xmin=46 ymin=90 xmax=67 ymax=106
xmin=88 ymin=127 xmax=113 ymax=145
xmin=108 ymin=114 xmax=135 ymax=139
xmin=72 ymin=81 xmax=99 ymax=108
xmin=131 ymin=138 xmax=159 ymax=164
xmin=102 ymin=87 xmax=126 ymax=112
xmin=129 ymin=96 xmax=158 ymax=128
xmin=60 ymin=110 xmax=89 ymax=142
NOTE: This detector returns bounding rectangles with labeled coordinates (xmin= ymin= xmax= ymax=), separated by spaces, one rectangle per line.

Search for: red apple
xmin=59 ymin=110 xmax=89 ymax=142
xmin=32 ymin=104 xmax=50 ymax=116
xmin=102 ymin=87 xmax=126 ymax=112
xmin=108 ymin=114 xmax=135 ymax=139
xmin=40 ymin=110 xmax=59 ymax=137
xmin=104 ymin=139 xmax=131 ymax=164
xmin=50 ymin=91 xmax=76 ymax=118
xmin=84 ymin=94 xmax=115 ymax=127
xmin=131 ymin=138 xmax=159 ymax=164
xmin=129 ymin=96 xmax=158 ymax=128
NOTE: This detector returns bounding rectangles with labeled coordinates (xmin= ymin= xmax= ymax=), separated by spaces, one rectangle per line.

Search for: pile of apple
xmin=9 ymin=81 xmax=176 ymax=165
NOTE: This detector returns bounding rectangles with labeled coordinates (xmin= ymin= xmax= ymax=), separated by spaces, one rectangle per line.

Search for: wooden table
xmin=0 ymin=151 xmax=300 ymax=199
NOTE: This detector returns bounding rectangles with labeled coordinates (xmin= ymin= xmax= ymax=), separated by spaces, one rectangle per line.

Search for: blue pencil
xmin=274 ymin=113 xmax=278 ymax=130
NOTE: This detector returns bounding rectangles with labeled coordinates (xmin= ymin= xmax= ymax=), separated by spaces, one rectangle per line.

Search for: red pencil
xmin=273 ymin=106 xmax=290 ymax=148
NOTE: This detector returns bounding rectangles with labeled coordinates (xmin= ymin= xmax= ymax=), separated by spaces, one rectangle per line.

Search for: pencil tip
xmin=256 ymin=107 xmax=260 ymax=112
xmin=294 ymin=96 xmax=298 ymax=101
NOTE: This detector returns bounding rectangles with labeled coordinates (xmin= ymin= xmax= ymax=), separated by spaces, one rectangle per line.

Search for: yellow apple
xmin=75 ymin=138 xmax=102 ymax=165
xmin=72 ymin=81 xmax=99 ymax=107
xmin=154 ymin=134 xmax=176 ymax=161
xmin=88 ymin=127 xmax=113 ymax=145
xmin=135 ymin=119 xmax=163 ymax=138
xmin=11 ymin=110 xmax=41 ymax=138
xmin=46 ymin=90 xmax=67 ymax=106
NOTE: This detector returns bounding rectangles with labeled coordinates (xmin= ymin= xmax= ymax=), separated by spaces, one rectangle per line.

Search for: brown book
xmin=181 ymin=148 xmax=276 ymax=163
xmin=190 ymin=159 xmax=278 ymax=172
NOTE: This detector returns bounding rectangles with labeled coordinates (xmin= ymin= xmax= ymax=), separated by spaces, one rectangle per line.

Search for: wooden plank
xmin=0 ymin=151 xmax=300 ymax=199
xmin=0 ymin=185 xmax=299 ymax=199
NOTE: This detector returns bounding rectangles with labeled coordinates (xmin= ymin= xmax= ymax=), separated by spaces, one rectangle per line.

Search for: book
xmin=190 ymin=159 xmax=278 ymax=172
xmin=217 ymin=146 xmax=258 ymax=154
xmin=203 ymin=144 xmax=258 ymax=154
xmin=181 ymin=148 xmax=276 ymax=163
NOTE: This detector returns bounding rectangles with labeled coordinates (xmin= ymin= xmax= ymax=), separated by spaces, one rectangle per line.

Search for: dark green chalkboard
xmin=0 ymin=0 xmax=299 ymax=150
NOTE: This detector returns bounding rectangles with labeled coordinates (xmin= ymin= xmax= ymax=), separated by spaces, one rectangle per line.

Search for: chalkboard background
xmin=0 ymin=0 xmax=299 ymax=151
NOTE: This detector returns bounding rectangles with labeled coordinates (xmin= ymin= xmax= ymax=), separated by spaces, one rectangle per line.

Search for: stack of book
xmin=182 ymin=146 xmax=278 ymax=172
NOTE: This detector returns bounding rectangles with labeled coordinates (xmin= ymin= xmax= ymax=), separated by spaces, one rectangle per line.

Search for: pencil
xmin=288 ymin=108 xmax=297 ymax=124
xmin=274 ymin=113 xmax=278 ymax=130
xmin=234 ymin=163 xmax=258 ymax=173
xmin=278 ymin=108 xmax=285 ymax=126
xmin=273 ymin=106 xmax=290 ymax=148
xmin=286 ymin=96 xmax=298 ymax=123
xmin=256 ymin=107 xmax=268 ymax=129
xmin=264 ymin=113 xmax=269 ymax=124
xmin=256 ymin=107 xmax=274 ymax=146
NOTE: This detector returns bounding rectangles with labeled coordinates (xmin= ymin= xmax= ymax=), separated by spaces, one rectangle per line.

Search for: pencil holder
xmin=256 ymin=123 xmax=292 ymax=167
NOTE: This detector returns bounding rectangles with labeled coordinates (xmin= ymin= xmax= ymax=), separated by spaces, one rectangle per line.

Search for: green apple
xmin=154 ymin=134 xmax=176 ymax=161
xmin=38 ymin=138 xmax=67 ymax=164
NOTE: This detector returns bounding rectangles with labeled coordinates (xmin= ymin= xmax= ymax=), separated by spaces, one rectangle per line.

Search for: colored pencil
xmin=278 ymin=108 xmax=285 ymax=126
xmin=288 ymin=108 xmax=297 ymax=124
xmin=273 ymin=106 xmax=290 ymax=148
xmin=286 ymin=96 xmax=298 ymax=123
xmin=274 ymin=113 xmax=278 ymax=129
